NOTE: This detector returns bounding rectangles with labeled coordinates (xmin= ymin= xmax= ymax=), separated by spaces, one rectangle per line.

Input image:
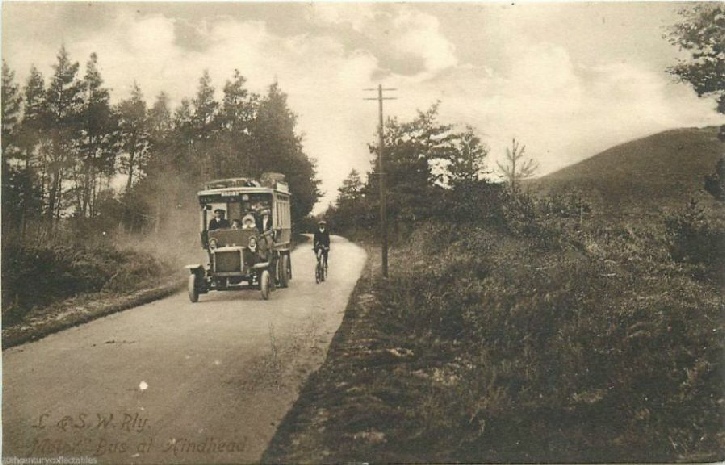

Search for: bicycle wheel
xmin=315 ymin=263 xmax=321 ymax=284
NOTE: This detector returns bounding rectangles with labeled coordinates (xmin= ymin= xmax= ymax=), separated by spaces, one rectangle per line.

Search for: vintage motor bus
xmin=186 ymin=173 xmax=292 ymax=301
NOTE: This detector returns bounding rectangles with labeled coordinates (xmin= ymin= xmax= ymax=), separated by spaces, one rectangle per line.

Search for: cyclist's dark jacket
xmin=314 ymin=228 xmax=330 ymax=248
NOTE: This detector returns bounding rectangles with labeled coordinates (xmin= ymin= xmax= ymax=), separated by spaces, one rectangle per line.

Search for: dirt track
xmin=2 ymin=235 xmax=365 ymax=464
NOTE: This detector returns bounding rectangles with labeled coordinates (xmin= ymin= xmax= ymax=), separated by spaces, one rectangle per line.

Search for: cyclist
xmin=313 ymin=220 xmax=330 ymax=269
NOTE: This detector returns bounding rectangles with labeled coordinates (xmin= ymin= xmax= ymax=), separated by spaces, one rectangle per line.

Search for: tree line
xmin=325 ymin=103 xmax=539 ymax=238
xmin=1 ymin=46 xmax=321 ymax=242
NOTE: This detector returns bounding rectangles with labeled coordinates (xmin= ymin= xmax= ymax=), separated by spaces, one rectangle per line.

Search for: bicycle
xmin=314 ymin=246 xmax=329 ymax=284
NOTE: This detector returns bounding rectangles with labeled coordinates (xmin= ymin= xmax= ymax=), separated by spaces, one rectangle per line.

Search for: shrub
xmin=1 ymin=243 xmax=172 ymax=327
xmin=665 ymin=199 xmax=725 ymax=278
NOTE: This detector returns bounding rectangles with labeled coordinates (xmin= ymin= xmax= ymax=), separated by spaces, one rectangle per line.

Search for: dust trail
xmin=114 ymin=174 xmax=208 ymax=270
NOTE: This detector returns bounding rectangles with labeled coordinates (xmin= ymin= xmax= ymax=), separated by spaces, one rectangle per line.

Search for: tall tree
xmin=253 ymin=83 xmax=320 ymax=224
xmin=43 ymin=46 xmax=84 ymax=223
xmin=20 ymin=65 xmax=47 ymax=148
xmin=173 ymin=98 xmax=196 ymax=172
xmin=132 ymin=91 xmax=176 ymax=234
xmin=145 ymin=92 xmax=175 ymax=182
xmin=366 ymin=102 xmax=456 ymax=224
xmin=217 ymin=69 xmax=258 ymax=177
xmin=497 ymin=138 xmax=538 ymax=192
xmin=117 ymin=82 xmax=149 ymax=192
xmin=219 ymin=69 xmax=254 ymax=131
xmin=15 ymin=66 xmax=47 ymax=235
xmin=2 ymin=61 xmax=22 ymax=154
xmin=76 ymin=52 xmax=118 ymax=217
xmin=253 ymin=82 xmax=299 ymax=174
xmin=2 ymin=61 xmax=25 ymax=234
xmin=192 ymin=70 xmax=218 ymax=136
xmin=191 ymin=70 xmax=219 ymax=179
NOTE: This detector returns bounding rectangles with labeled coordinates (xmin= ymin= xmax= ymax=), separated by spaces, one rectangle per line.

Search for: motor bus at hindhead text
xmin=185 ymin=173 xmax=292 ymax=301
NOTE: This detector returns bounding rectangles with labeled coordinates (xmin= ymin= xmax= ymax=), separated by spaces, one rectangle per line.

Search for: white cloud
xmin=3 ymin=3 xmax=723 ymax=213
xmin=391 ymin=7 xmax=458 ymax=78
xmin=309 ymin=3 xmax=377 ymax=32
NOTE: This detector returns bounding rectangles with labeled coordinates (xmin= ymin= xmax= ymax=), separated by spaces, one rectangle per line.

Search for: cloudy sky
xmin=3 ymin=1 xmax=724 ymax=210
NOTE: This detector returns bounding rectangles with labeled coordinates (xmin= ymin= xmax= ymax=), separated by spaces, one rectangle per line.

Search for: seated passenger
xmin=242 ymin=214 xmax=257 ymax=230
xmin=209 ymin=209 xmax=230 ymax=230
xmin=231 ymin=219 xmax=242 ymax=230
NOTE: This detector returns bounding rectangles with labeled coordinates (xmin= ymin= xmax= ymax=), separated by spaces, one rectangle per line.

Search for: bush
xmin=665 ymin=199 xmax=725 ymax=279
xmin=1 ymin=243 xmax=171 ymax=327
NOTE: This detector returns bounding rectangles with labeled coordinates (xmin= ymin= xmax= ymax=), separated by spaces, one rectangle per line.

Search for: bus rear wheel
xmin=279 ymin=254 xmax=290 ymax=288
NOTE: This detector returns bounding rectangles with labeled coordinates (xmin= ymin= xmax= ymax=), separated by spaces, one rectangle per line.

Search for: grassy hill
xmin=531 ymin=126 xmax=723 ymax=213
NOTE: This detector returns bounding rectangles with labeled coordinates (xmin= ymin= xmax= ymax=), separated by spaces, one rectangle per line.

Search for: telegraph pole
xmin=364 ymin=84 xmax=396 ymax=277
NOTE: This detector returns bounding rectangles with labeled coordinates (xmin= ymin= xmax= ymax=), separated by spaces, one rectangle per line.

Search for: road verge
xmin=2 ymin=274 xmax=185 ymax=350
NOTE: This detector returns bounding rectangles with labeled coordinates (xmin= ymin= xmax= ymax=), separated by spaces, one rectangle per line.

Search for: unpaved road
xmin=2 ymin=236 xmax=365 ymax=464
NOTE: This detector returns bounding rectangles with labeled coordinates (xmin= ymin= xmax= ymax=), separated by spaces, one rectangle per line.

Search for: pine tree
xmin=132 ymin=92 xmax=175 ymax=235
xmin=117 ymin=82 xmax=149 ymax=193
xmin=192 ymin=70 xmax=218 ymax=137
xmin=21 ymin=66 xmax=47 ymax=136
xmin=145 ymin=92 xmax=174 ymax=182
xmin=2 ymin=61 xmax=25 ymax=234
xmin=253 ymin=82 xmax=299 ymax=174
xmin=76 ymin=52 xmax=119 ymax=217
xmin=218 ymin=69 xmax=258 ymax=177
xmin=338 ymin=169 xmax=364 ymax=204
xmin=366 ymin=102 xmax=454 ymax=224
xmin=16 ymin=66 xmax=47 ymax=235
xmin=497 ymin=138 xmax=538 ymax=193
xmin=332 ymin=169 xmax=368 ymax=231
xmin=448 ymin=125 xmax=489 ymax=187
xmin=43 ymin=46 xmax=84 ymax=223
xmin=191 ymin=70 xmax=219 ymax=179
xmin=219 ymin=69 xmax=254 ymax=130
xmin=142 ymin=92 xmax=173 ymax=185
xmin=173 ymin=98 xmax=196 ymax=173
xmin=2 ymin=61 xmax=22 ymax=155
xmin=253 ymin=83 xmax=320 ymax=225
